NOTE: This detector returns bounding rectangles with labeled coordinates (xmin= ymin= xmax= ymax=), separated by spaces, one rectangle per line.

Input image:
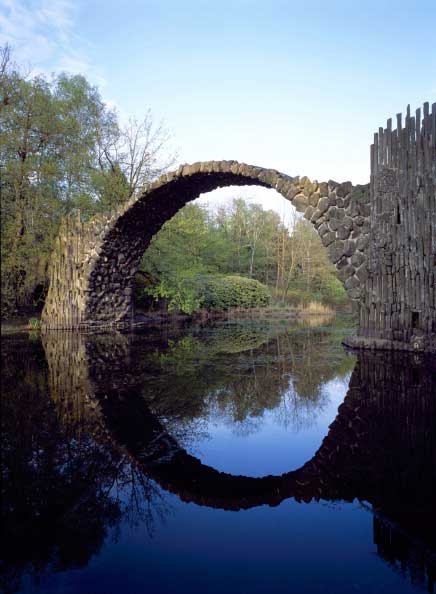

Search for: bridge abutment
xmin=344 ymin=102 xmax=436 ymax=352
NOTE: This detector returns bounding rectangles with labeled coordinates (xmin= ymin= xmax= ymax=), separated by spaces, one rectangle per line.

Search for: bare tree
xmin=120 ymin=112 xmax=177 ymax=197
xmin=94 ymin=109 xmax=178 ymax=210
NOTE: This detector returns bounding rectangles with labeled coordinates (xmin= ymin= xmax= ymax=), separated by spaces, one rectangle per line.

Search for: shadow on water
xmin=1 ymin=317 xmax=435 ymax=593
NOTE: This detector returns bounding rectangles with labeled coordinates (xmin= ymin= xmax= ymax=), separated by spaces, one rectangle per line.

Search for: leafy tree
xmin=137 ymin=198 xmax=349 ymax=314
xmin=138 ymin=203 xmax=212 ymax=312
xmin=0 ymin=45 xmax=174 ymax=316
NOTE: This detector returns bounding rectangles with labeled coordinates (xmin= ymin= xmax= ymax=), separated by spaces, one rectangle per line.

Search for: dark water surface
xmin=1 ymin=315 xmax=435 ymax=594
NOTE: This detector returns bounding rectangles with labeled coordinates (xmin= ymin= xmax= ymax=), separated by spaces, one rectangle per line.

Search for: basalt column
xmin=345 ymin=102 xmax=436 ymax=352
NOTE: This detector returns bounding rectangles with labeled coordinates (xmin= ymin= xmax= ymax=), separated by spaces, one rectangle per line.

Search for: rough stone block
xmin=309 ymin=190 xmax=321 ymax=207
xmin=337 ymin=181 xmax=353 ymax=197
xmin=328 ymin=192 xmax=337 ymax=206
xmin=344 ymin=275 xmax=360 ymax=290
xmin=347 ymin=286 xmax=361 ymax=300
xmin=351 ymin=251 xmax=366 ymax=267
xmin=317 ymin=223 xmax=329 ymax=237
xmin=318 ymin=181 xmax=329 ymax=196
xmin=292 ymin=193 xmax=308 ymax=212
xmin=328 ymin=218 xmax=341 ymax=232
xmin=336 ymin=256 xmax=349 ymax=269
xmin=355 ymin=265 xmax=368 ymax=282
xmin=338 ymin=265 xmax=355 ymax=282
xmin=317 ymin=196 xmax=329 ymax=214
xmin=357 ymin=235 xmax=369 ymax=251
xmin=311 ymin=209 xmax=323 ymax=224
xmin=328 ymin=240 xmax=345 ymax=263
xmin=337 ymin=221 xmax=353 ymax=240
xmin=351 ymin=227 xmax=361 ymax=239
xmin=343 ymin=240 xmax=356 ymax=257
xmin=286 ymin=186 xmax=301 ymax=201
xmin=304 ymin=205 xmax=315 ymax=220
xmin=322 ymin=231 xmax=336 ymax=247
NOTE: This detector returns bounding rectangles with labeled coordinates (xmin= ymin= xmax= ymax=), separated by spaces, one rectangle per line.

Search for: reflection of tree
xmin=0 ymin=337 xmax=172 ymax=594
xmin=138 ymin=319 xmax=355 ymax=438
xmin=1 ymin=316 xmax=354 ymax=592
xmin=113 ymin=465 xmax=171 ymax=537
xmin=92 ymin=337 xmax=435 ymax=593
xmin=2 ymin=322 xmax=435 ymax=594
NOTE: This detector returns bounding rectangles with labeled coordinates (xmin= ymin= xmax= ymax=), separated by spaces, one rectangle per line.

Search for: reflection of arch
xmin=99 ymin=353 xmax=436 ymax=513
xmin=42 ymin=162 xmax=369 ymax=329
xmin=43 ymin=332 xmax=436 ymax=510
xmin=42 ymin=332 xmax=436 ymax=588
xmin=78 ymin=336 xmax=436 ymax=592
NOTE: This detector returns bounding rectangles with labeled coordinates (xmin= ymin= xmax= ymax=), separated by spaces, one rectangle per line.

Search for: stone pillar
xmin=345 ymin=102 xmax=436 ymax=352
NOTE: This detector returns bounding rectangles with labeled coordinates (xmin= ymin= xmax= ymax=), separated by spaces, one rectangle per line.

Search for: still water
xmin=1 ymin=315 xmax=435 ymax=594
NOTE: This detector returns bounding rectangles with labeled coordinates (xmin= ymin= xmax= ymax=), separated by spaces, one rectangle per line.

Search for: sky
xmin=1 ymin=0 xmax=435 ymax=221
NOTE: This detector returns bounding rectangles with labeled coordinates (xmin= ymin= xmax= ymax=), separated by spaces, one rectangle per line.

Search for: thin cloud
xmin=0 ymin=0 xmax=106 ymax=87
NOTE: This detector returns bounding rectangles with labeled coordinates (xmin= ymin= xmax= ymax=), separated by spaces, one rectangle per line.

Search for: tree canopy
xmin=0 ymin=45 xmax=174 ymax=316
xmin=1 ymin=45 xmax=347 ymax=318
xmin=136 ymin=199 xmax=348 ymax=314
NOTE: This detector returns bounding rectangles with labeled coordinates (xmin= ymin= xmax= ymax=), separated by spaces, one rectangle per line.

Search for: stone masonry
xmin=42 ymin=164 xmax=369 ymax=327
xmin=344 ymin=101 xmax=436 ymax=352
xmin=42 ymin=102 xmax=436 ymax=351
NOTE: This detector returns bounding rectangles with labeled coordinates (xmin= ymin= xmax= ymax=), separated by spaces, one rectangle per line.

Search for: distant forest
xmin=0 ymin=45 xmax=347 ymax=318
xmin=137 ymin=200 xmax=348 ymax=314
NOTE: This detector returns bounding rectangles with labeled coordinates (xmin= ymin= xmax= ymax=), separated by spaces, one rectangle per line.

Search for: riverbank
xmin=1 ymin=305 xmax=351 ymax=335
xmin=113 ymin=304 xmax=342 ymax=327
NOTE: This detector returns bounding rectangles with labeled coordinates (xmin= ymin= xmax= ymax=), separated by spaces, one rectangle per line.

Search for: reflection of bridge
xmin=42 ymin=103 xmax=436 ymax=351
xmin=43 ymin=331 xmax=436 ymax=584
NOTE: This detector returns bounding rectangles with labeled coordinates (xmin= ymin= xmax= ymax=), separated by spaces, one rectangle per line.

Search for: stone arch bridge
xmin=42 ymin=102 xmax=436 ymax=351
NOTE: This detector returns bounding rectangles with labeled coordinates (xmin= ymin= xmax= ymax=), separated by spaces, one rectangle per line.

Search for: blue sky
xmin=1 ymin=0 xmax=435 ymax=218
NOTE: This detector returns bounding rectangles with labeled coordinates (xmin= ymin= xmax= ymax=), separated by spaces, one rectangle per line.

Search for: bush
xmin=321 ymin=276 xmax=349 ymax=307
xmin=136 ymin=272 xmax=270 ymax=315
xmin=199 ymin=275 xmax=270 ymax=311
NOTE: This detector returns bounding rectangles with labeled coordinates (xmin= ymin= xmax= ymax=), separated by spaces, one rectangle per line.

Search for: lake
xmin=1 ymin=315 xmax=435 ymax=594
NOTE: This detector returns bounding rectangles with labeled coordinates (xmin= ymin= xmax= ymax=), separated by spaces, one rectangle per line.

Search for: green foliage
xmin=28 ymin=318 xmax=41 ymax=330
xmin=136 ymin=317 xmax=356 ymax=424
xmin=138 ymin=200 xmax=349 ymax=314
xmin=0 ymin=61 xmax=118 ymax=314
xmin=320 ymin=275 xmax=349 ymax=307
xmin=199 ymin=275 xmax=270 ymax=311
xmin=146 ymin=272 xmax=203 ymax=314
xmin=138 ymin=273 xmax=270 ymax=315
xmin=0 ymin=45 xmax=173 ymax=317
xmin=136 ymin=202 xmax=272 ymax=314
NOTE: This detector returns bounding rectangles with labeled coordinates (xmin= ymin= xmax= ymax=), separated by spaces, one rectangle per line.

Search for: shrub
xmin=199 ymin=275 xmax=270 ymax=311
xmin=137 ymin=272 xmax=270 ymax=315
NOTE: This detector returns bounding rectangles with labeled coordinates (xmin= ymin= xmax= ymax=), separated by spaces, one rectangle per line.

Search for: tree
xmin=91 ymin=113 xmax=177 ymax=212
xmin=137 ymin=197 xmax=349 ymax=314
xmin=121 ymin=114 xmax=176 ymax=197
xmin=0 ymin=45 xmax=175 ymax=315
xmin=138 ymin=203 xmax=213 ymax=313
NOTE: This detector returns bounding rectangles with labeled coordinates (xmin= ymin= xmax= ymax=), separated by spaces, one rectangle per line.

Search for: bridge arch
xmin=42 ymin=160 xmax=369 ymax=329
